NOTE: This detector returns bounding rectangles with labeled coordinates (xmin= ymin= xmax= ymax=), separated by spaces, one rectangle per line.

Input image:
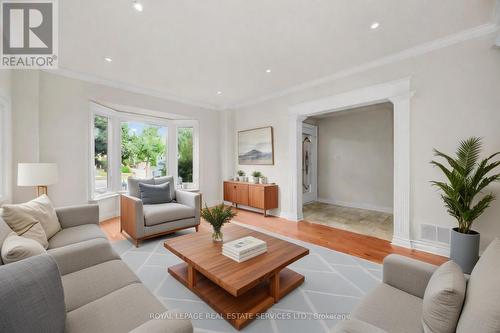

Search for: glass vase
xmin=212 ymin=228 xmax=223 ymax=242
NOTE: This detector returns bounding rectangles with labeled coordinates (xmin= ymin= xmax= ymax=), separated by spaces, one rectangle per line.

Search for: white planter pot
xmin=259 ymin=177 xmax=268 ymax=184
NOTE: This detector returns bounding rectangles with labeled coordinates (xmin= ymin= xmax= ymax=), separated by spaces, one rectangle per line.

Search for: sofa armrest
xmin=120 ymin=194 xmax=145 ymax=239
xmin=333 ymin=319 xmax=388 ymax=333
xmin=129 ymin=311 xmax=193 ymax=333
xmin=382 ymin=254 xmax=439 ymax=298
xmin=175 ymin=190 xmax=200 ymax=221
xmin=0 ymin=254 xmax=66 ymax=333
xmin=48 ymin=238 xmax=120 ymax=275
xmin=56 ymin=204 xmax=99 ymax=229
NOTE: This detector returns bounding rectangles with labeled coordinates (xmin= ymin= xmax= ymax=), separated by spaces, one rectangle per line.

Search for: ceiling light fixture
xmin=370 ymin=22 xmax=380 ymax=30
xmin=104 ymin=57 xmax=113 ymax=62
xmin=133 ymin=1 xmax=143 ymax=12
xmin=216 ymin=91 xmax=222 ymax=95
xmin=265 ymin=69 xmax=272 ymax=73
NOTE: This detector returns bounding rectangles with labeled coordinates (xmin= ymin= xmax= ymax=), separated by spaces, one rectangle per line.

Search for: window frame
xmin=89 ymin=103 xmax=199 ymax=200
xmin=175 ymin=120 xmax=199 ymax=189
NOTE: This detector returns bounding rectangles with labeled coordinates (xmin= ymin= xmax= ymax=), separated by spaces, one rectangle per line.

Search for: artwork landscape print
xmin=238 ymin=127 xmax=274 ymax=165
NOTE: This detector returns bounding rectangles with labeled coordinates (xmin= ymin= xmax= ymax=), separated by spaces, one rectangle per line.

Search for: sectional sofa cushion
xmin=422 ymin=260 xmax=466 ymax=333
xmin=65 ymin=283 xmax=167 ymax=333
xmin=48 ymin=224 xmax=106 ymax=249
xmin=1 ymin=233 xmax=47 ymax=264
xmin=1 ymin=195 xmax=61 ymax=238
xmin=353 ymin=283 xmax=423 ymax=333
xmin=62 ymin=259 xmax=140 ymax=311
xmin=456 ymin=238 xmax=500 ymax=333
xmin=1 ymin=207 xmax=49 ymax=248
xmin=0 ymin=254 xmax=65 ymax=333
xmin=139 ymin=182 xmax=172 ymax=205
xmin=143 ymin=202 xmax=195 ymax=226
xmin=128 ymin=177 xmax=155 ymax=198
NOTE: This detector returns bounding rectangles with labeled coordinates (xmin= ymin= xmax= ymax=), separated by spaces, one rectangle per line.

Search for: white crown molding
xmin=42 ymin=68 xmax=220 ymax=111
xmin=228 ymin=22 xmax=499 ymax=110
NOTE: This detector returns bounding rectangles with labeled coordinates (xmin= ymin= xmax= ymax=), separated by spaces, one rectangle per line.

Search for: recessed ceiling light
xmin=104 ymin=57 xmax=113 ymax=62
xmin=216 ymin=91 xmax=222 ymax=95
xmin=370 ymin=22 xmax=380 ymax=30
xmin=265 ymin=69 xmax=272 ymax=73
xmin=133 ymin=1 xmax=143 ymax=12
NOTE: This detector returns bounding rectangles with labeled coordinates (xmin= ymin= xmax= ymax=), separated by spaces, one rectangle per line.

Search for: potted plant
xmin=237 ymin=170 xmax=246 ymax=182
xmin=201 ymin=204 xmax=237 ymax=242
xmin=251 ymin=171 xmax=262 ymax=184
xmin=431 ymin=137 xmax=500 ymax=273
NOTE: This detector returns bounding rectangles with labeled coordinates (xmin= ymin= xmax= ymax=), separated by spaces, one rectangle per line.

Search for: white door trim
xmin=288 ymin=78 xmax=413 ymax=248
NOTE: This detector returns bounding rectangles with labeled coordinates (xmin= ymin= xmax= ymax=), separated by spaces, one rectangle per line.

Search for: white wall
xmin=231 ymin=32 xmax=500 ymax=251
xmin=11 ymin=71 xmax=40 ymax=203
xmin=8 ymin=71 xmax=223 ymax=216
xmin=0 ymin=70 xmax=12 ymax=204
xmin=315 ymin=104 xmax=394 ymax=212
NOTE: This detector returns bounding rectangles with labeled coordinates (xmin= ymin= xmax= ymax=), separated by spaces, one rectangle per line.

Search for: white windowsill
xmin=91 ymin=192 xmax=120 ymax=201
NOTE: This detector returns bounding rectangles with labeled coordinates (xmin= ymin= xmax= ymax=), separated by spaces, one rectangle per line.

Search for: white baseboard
xmin=410 ymin=239 xmax=450 ymax=257
xmin=317 ymin=197 xmax=393 ymax=214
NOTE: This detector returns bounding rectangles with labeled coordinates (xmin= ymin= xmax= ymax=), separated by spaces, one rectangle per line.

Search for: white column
xmin=389 ymin=94 xmax=412 ymax=247
xmin=288 ymin=113 xmax=307 ymax=221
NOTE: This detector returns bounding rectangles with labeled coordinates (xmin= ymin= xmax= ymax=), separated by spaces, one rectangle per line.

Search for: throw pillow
xmin=128 ymin=177 xmax=154 ymax=198
xmin=1 ymin=195 xmax=61 ymax=239
xmin=139 ymin=182 xmax=172 ymax=205
xmin=422 ymin=260 xmax=466 ymax=333
xmin=1 ymin=208 xmax=49 ymax=249
xmin=1 ymin=233 xmax=47 ymax=264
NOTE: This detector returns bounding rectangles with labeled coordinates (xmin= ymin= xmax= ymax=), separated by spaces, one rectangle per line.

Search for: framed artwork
xmin=238 ymin=126 xmax=274 ymax=165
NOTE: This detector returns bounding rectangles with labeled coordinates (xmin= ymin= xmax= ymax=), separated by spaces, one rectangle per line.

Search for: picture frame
xmin=238 ymin=126 xmax=274 ymax=165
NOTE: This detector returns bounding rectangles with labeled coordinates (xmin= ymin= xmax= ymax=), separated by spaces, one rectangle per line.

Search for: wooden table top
xmin=164 ymin=224 xmax=309 ymax=296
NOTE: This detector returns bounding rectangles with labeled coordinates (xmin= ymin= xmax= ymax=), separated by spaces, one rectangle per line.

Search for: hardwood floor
xmin=100 ymin=208 xmax=447 ymax=265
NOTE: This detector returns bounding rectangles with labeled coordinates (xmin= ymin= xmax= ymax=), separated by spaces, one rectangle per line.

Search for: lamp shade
xmin=17 ymin=163 xmax=58 ymax=186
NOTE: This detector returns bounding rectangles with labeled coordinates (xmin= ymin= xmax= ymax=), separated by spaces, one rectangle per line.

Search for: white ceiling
xmin=58 ymin=0 xmax=496 ymax=109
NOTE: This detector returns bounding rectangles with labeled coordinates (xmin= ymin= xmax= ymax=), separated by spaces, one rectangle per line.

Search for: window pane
xmin=94 ymin=115 xmax=109 ymax=193
xmin=121 ymin=122 xmax=167 ymax=189
xmin=177 ymin=127 xmax=193 ymax=183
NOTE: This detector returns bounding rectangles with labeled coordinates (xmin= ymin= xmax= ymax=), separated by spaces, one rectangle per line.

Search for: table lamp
xmin=17 ymin=163 xmax=58 ymax=197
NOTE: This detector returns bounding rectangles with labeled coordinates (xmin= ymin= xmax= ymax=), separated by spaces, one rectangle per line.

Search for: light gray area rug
xmin=111 ymin=222 xmax=381 ymax=333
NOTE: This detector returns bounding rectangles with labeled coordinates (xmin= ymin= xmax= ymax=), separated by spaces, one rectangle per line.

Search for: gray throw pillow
xmin=139 ymin=182 xmax=172 ymax=205
xmin=422 ymin=260 xmax=466 ymax=333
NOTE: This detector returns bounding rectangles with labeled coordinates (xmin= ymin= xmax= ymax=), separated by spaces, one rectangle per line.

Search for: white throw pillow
xmin=1 ymin=195 xmax=61 ymax=239
xmin=1 ymin=207 xmax=49 ymax=249
xmin=1 ymin=233 xmax=47 ymax=264
xmin=422 ymin=260 xmax=466 ymax=333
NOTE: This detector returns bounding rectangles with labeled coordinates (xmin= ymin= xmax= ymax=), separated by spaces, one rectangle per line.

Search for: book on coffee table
xmin=222 ymin=236 xmax=267 ymax=262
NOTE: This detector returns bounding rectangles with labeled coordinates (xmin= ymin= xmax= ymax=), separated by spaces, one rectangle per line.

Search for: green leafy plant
xmin=431 ymin=137 xmax=500 ymax=234
xmin=252 ymin=171 xmax=262 ymax=178
xmin=201 ymin=204 xmax=237 ymax=241
xmin=237 ymin=170 xmax=245 ymax=176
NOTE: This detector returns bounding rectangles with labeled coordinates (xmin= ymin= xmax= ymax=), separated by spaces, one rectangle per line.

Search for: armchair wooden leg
xmin=195 ymin=225 xmax=199 ymax=232
xmin=134 ymin=239 xmax=140 ymax=248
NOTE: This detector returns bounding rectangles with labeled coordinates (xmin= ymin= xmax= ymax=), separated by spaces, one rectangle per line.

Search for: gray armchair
xmin=120 ymin=176 xmax=200 ymax=247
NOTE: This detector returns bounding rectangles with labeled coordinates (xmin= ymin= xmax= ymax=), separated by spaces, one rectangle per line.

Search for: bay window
xmin=90 ymin=103 xmax=199 ymax=199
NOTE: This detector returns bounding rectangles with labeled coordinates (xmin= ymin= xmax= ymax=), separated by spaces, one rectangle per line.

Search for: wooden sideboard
xmin=223 ymin=181 xmax=278 ymax=217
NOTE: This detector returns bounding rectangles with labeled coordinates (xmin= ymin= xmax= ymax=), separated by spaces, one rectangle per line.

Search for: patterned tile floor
xmin=111 ymin=222 xmax=381 ymax=333
xmin=303 ymin=202 xmax=394 ymax=241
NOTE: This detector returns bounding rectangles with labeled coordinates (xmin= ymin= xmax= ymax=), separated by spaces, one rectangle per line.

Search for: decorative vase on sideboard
xmin=450 ymin=228 xmax=480 ymax=274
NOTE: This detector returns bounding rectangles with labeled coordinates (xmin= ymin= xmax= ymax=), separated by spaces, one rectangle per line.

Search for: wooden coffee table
xmin=164 ymin=224 xmax=309 ymax=329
